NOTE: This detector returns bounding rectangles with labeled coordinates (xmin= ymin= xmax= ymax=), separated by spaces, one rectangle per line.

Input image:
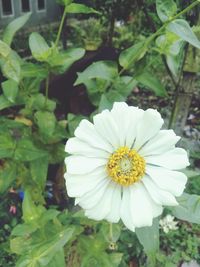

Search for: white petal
xmin=105 ymin=185 xmax=122 ymax=223
xmin=139 ymin=130 xmax=180 ymax=156
xmin=93 ymin=110 xmax=120 ymax=149
xmin=84 ymin=182 xmax=119 ymax=221
xmin=129 ymin=182 xmax=153 ymax=227
xmin=65 ymin=137 xmax=110 ymax=158
xmin=142 ymin=176 xmax=178 ymax=206
xmin=125 ymin=108 xmax=144 ymax=148
xmin=120 ymin=187 xmax=135 ymax=232
xmin=111 ymin=102 xmax=143 ymax=147
xmin=65 ymin=156 xmax=107 ymax=174
xmin=134 ymin=109 xmax=164 ymax=150
xmin=146 ymin=165 xmax=187 ymax=196
xmin=77 ymin=178 xmax=110 ymax=209
xmin=64 ymin=168 xmax=107 ymax=197
xmin=145 ymin=148 xmax=190 ymax=170
xmin=75 ymin=119 xmax=113 ymax=153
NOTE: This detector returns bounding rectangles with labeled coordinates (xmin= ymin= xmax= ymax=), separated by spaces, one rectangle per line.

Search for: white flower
xmin=64 ymin=102 xmax=189 ymax=232
xmin=159 ymin=214 xmax=179 ymax=233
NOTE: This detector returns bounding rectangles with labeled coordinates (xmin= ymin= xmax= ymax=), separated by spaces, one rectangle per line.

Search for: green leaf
xmin=14 ymin=138 xmax=48 ymax=161
xmin=48 ymin=249 xmax=65 ymax=267
xmin=2 ymin=79 xmax=19 ymax=103
xmin=171 ymin=193 xmax=200 ymax=224
xmin=135 ymin=71 xmax=167 ymax=97
xmin=135 ymin=218 xmax=160 ymax=255
xmin=27 ymin=93 xmax=56 ymax=112
xmin=30 ymin=156 xmax=49 ymax=190
xmin=48 ymin=48 xmax=85 ymax=73
xmin=0 ymin=40 xmax=11 ymax=57
xmin=98 ymin=94 xmax=113 ymax=112
xmin=29 ymin=32 xmax=52 ymax=61
xmin=156 ymin=0 xmax=177 ymax=22
xmin=167 ymin=19 xmax=200 ymax=49
xmin=1 ymin=51 xmax=21 ymax=83
xmin=0 ymin=161 xmax=16 ymax=194
xmin=115 ymin=76 xmax=138 ymax=97
xmin=0 ymin=95 xmax=14 ymax=110
xmin=75 ymin=61 xmax=118 ymax=85
xmin=65 ymin=3 xmax=100 ymax=14
xmin=3 ymin=13 xmax=31 ymax=46
xmin=0 ymin=134 xmax=15 ymax=158
xmin=34 ymin=111 xmax=56 ymax=138
xmin=16 ymin=227 xmax=74 ymax=267
xmin=119 ymin=41 xmax=147 ymax=69
xmin=21 ymin=63 xmax=48 ymax=79
xmin=22 ymin=190 xmax=45 ymax=223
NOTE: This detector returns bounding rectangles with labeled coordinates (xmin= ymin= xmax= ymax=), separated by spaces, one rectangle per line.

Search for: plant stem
xmin=55 ymin=6 xmax=67 ymax=47
xmin=109 ymin=222 xmax=113 ymax=242
xmin=45 ymin=75 xmax=49 ymax=105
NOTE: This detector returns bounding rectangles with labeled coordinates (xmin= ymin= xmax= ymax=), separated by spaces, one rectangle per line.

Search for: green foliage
xmin=171 ymin=193 xmax=200 ymax=224
xmin=3 ymin=13 xmax=31 ymax=46
xmin=156 ymin=0 xmax=177 ymax=22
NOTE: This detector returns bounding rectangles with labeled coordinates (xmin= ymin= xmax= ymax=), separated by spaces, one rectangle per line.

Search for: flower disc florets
xmin=107 ymin=147 xmax=146 ymax=186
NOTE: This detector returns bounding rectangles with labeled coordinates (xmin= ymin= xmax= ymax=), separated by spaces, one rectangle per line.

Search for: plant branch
xmin=55 ymin=6 xmax=67 ymax=47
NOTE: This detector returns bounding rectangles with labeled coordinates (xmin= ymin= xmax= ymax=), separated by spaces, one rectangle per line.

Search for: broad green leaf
xmin=1 ymin=51 xmax=21 ymax=83
xmin=115 ymin=76 xmax=138 ymax=97
xmin=75 ymin=61 xmax=118 ymax=85
xmin=34 ymin=111 xmax=56 ymax=138
xmin=0 ymin=161 xmax=16 ymax=194
xmin=21 ymin=63 xmax=48 ymax=79
xmin=30 ymin=156 xmax=49 ymax=190
xmin=167 ymin=19 xmax=200 ymax=49
xmin=119 ymin=41 xmax=147 ymax=69
xmin=0 ymin=40 xmax=11 ymax=57
xmin=136 ymin=218 xmax=160 ymax=255
xmin=48 ymin=249 xmax=65 ymax=267
xmin=12 ymin=223 xmax=38 ymax=237
xmin=0 ymin=95 xmax=14 ymax=110
xmin=48 ymin=48 xmax=85 ymax=73
xmin=27 ymin=93 xmax=56 ymax=112
xmin=16 ymin=227 xmax=74 ymax=267
xmin=98 ymin=94 xmax=113 ymax=112
xmin=2 ymin=79 xmax=19 ymax=103
xmin=3 ymin=13 xmax=31 ymax=46
xmin=135 ymin=71 xmax=167 ymax=97
xmin=156 ymin=0 xmax=177 ymax=22
xmin=29 ymin=32 xmax=52 ymax=61
xmin=14 ymin=138 xmax=48 ymax=161
xmin=65 ymin=3 xmax=100 ymax=14
xmin=0 ymin=134 xmax=15 ymax=158
xmin=22 ymin=190 xmax=45 ymax=223
xmin=171 ymin=193 xmax=200 ymax=224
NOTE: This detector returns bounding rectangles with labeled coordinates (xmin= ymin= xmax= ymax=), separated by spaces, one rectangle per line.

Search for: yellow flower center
xmin=107 ymin=147 xmax=146 ymax=186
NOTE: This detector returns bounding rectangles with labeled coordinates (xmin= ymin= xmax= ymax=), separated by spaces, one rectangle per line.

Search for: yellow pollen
xmin=107 ymin=146 xmax=146 ymax=186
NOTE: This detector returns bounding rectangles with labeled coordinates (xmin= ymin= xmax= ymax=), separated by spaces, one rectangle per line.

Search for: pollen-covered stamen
xmin=107 ymin=146 xmax=146 ymax=186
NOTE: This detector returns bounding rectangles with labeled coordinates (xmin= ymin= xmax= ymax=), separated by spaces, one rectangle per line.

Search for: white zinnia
xmin=159 ymin=214 xmax=178 ymax=233
xmin=64 ymin=102 xmax=189 ymax=232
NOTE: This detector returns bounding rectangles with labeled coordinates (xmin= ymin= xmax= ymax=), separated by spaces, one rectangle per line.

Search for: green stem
xmin=55 ymin=6 xmax=67 ymax=47
xmin=45 ymin=75 xmax=49 ymax=105
xmin=109 ymin=222 xmax=113 ymax=242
